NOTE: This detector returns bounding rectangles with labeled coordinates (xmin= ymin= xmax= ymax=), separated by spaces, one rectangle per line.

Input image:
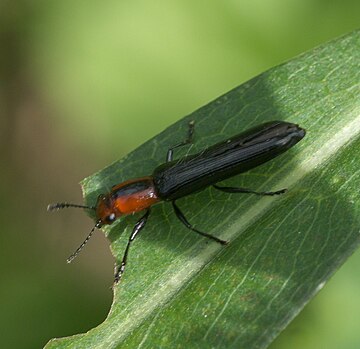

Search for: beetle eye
xmin=107 ymin=213 xmax=116 ymax=222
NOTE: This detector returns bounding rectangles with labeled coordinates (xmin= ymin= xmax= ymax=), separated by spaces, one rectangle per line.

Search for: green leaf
xmin=45 ymin=30 xmax=360 ymax=349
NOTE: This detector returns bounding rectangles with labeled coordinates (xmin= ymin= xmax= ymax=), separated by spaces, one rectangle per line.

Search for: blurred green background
xmin=1 ymin=1 xmax=360 ymax=348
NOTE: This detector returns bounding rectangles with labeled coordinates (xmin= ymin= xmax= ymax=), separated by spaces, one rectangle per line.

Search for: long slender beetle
xmin=48 ymin=120 xmax=305 ymax=284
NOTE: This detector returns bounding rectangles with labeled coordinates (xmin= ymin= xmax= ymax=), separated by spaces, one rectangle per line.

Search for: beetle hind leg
xmin=213 ymin=184 xmax=287 ymax=196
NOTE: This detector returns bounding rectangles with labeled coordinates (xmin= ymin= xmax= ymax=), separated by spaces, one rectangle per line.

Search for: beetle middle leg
xmin=114 ymin=209 xmax=151 ymax=284
xmin=166 ymin=120 xmax=195 ymax=162
xmin=172 ymin=201 xmax=228 ymax=245
xmin=213 ymin=184 xmax=287 ymax=196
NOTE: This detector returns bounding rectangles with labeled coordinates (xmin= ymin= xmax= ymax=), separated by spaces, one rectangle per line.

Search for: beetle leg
xmin=213 ymin=184 xmax=287 ymax=196
xmin=114 ymin=209 xmax=151 ymax=284
xmin=172 ymin=201 xmax=228 ymax=245
xmin=166 ymin=120 xmax=195 ymax=162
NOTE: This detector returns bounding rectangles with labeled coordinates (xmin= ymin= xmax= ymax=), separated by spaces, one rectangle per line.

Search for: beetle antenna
xmin=67 ymin=220 xmax=102 ymax=263
xmin=47 ymin=202 xmax=95 ymax=211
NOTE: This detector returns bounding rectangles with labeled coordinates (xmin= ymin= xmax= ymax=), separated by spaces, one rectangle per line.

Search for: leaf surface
xmin=45 ymin=30 xmax=360 ymax=349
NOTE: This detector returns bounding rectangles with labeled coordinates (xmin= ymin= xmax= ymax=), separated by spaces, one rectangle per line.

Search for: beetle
xmin=48 ymin=120 xmax=305 ymax=284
